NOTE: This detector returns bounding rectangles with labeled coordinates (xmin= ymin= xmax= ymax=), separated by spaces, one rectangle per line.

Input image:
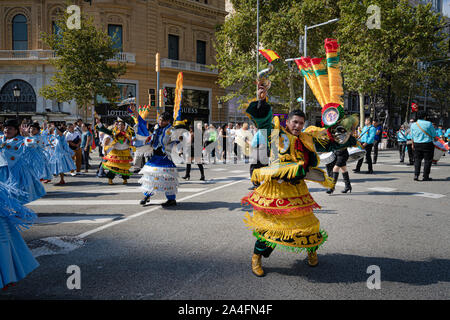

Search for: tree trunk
xmin=359 ymin=90 xmax=365 ymax=129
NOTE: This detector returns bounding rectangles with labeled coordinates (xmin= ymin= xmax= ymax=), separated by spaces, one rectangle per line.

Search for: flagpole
xmin=256 ymin=0 xmax=259 ymax=99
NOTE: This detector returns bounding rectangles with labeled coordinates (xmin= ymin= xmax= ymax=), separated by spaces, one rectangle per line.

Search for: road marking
xmin=48 ymin=187 xmax=207 ymax=194
xmin=413 ymin=192 xmax=446 ymax=199
xmin=211 ymin=168 xmax=226 ymax=171
xmin=77 ymin=177 xmax=247 ymax=239
xmin=28 ymin=200 xmax=164 ymax=206
xmin=35 ymin=215 xmax=122 ymax=224
xmin=231 ymin=170 xmax=246 ymax=173
xmin=368 ymin=187 xmax=397 ymax=192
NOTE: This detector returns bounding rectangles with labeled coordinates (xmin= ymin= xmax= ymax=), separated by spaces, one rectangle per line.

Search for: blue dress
xmin=48 ymin=134 xmax=76 ymax=175
xmin=24 ymin=135 xmax=53 ymax=181
xmin=0 ymin=182 xmax=39 ymax=289
xmin=0 ymin=135 xmax=46 ymax=204
xmin=138 ymin=120 xmax=179 ymax=198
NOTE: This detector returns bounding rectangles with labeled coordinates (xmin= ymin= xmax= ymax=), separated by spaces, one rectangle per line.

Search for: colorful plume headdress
xmin=296 ymin=38 xmax=345 ymax=129
xmin=173 ymin=72 xmax=187 ymax=127
xmin=128 ymin=105 xmax=151 ymax=124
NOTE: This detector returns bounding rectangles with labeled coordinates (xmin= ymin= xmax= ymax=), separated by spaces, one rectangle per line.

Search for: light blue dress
xmin=0 ymin=135 xmax=46 ymax=204
xmin=48 ymin=134 xmax=76 ymax=175
xmin=24 ymin=135 xmax=53 ymax=181
xmin=0 ymin=182 xmax=39 ymax=289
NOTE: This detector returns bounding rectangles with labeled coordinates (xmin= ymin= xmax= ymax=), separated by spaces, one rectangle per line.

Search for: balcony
xmin=161 ymin=58 xmax=218 ymax=75
xmin=0 ymin=50 xmax=56 ymax=60
xmin=0 ymin=50 xmax=136 ymax=64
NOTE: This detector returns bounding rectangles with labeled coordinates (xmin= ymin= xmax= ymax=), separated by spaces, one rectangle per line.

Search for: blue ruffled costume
xmin=0 ymin=135 xmax=46 ymax=204
xmin=24 ymin=134 xmax=53 ymax=181
xmin=48 ymin=134 xmax=76 ymax=175
xmin=0 ymin=182 xmax=39 ymax=289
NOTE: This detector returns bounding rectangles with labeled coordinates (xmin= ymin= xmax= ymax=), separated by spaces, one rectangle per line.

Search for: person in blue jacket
xmin=397 ymin=125 xmax=408 ymax=163
xmin=411 ymin=111 xmax=436 ymax=181
xmin=353 ymin=117 xmax=376 ymax=174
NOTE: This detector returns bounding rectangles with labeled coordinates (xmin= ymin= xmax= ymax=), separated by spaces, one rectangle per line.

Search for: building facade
xmin=0 ymin=0 xmax=227 ymax=125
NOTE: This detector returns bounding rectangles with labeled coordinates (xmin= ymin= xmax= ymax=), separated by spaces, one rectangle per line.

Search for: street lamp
xmin=218 ymin=100 xmax=223 ymax=125
xmin=302 ymin=18 xmax=339 ymax=113
xmin=12 ymin=85 xmax=21 ymax=119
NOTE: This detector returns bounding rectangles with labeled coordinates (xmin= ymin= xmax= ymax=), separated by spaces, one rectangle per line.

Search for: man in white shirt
xmin=65 ymin=123 xmax=82 ymax=175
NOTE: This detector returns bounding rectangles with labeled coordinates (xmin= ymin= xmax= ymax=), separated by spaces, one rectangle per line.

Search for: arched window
xmin=12 ymin=14 xmax=28 ymax=50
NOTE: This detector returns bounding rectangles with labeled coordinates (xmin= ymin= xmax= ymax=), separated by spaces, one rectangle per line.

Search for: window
xmin=168 ymin=34 xmax=179 ymax=60
xmin=12 ymin=14 xmax=28 ymax=50
xmin=196 ymin=40 xmax=206 ymax=65
xmin=108 ymin=24 xmax=123 ymax=51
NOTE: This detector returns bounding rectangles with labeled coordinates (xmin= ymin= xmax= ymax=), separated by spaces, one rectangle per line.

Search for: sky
xmin=443 ymin=0 xmax=450 ymax=17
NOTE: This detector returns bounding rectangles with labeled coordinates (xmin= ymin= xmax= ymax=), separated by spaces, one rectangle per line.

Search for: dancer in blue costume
xmin=0 ymin=181 xmax=39 ymax=290
xmin=129 ymin=107 xmax=179 ymax=208
xmin=0 ymin=119 xmax=46 ymax=204
xmin=22 ymin=122 xmax=53 ymax=183
xmin=48 ymin=125 xmax=76 ymax=185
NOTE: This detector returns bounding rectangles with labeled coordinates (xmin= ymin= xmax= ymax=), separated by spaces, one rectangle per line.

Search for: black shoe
xmin=414 ymin=176 xmax=419 ymax=181
xmin=140 ymin=195 xmax=150 ymax=205
xmin=352 ymin=169 xmax=360 ymax=173
xmin=182 ymin=175 xmax=190 ymax=180
xmin=365 ymin=170 xmax=374 ymax=174
xmin=422 ymin=177 xmax=432 ymax=181
xmin=326 ymin=188 xmax=334 ymax=195
xmin=199 ymin=176 xmax=205 ymax=181
xmin=162 ymin=199 xmax=177 ymax=208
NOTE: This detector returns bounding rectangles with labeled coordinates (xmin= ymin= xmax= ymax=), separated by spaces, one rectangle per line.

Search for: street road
xmin=1 ymin=150 xmax=449 ymax=300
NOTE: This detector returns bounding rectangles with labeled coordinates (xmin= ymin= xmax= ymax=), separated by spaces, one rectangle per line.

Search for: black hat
xmin=4 ymin=119 xmax=19 ymax=130
xmin=30 ymin=122 xmax=41 ymax=130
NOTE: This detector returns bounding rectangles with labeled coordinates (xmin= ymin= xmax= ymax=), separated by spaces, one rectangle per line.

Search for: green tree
xmin=337 ymin=0 xmax=447 ymax=126
xmin=40 ymin=7 xmax=126 ymax=119
xmin=214 ymin=0 xmax=339 ymax=113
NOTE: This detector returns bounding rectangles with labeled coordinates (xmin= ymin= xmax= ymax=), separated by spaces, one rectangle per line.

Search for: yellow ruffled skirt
xmin=242 ymin=179 xmax=327 ymax=253
xmin=103 ymin=149 xmax=133 ymax=176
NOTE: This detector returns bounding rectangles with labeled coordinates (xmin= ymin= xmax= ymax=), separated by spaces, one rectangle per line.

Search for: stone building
xmin=0 ymin=0 xmax=227 ymax=125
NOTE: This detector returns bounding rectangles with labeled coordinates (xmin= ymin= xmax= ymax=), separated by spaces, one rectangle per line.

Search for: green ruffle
xmin=252 ymin=229 xmax=328 ymax=254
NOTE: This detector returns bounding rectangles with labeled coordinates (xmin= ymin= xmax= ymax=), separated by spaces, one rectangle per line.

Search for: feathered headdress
xmin=173 ymin=72 xmax=188 ymax=128
xmin=295 ymin=39 xmax=345 ymax=129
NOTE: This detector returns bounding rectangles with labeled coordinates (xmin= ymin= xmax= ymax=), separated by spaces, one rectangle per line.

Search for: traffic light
xmin=149 ymin=89 xmax=156 ymax=107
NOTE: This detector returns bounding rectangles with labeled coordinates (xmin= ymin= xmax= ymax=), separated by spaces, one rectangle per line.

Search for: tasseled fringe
xmin=102 ymin=163 xmax=132 ymax=176
xmin=251 ymin=163 xmax=300 ymax=184
xmin=252 ymin=230 xmax=328 ymax=254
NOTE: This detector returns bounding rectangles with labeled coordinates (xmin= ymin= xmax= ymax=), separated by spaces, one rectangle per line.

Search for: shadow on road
xmin=266 ymin=253 xmax=450 ymax=286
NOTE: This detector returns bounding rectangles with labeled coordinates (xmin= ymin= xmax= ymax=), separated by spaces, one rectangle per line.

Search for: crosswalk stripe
xmin=50 ymin=187 xmax=207 ymax=194
xmin=368 ymin=187 xmax=397 ymax=192
xmin=35 ymin=215 xmax=121 ymax=224
xmin=28 ymin=200 xmax=165 ymax=206
xmin=413 ymin=192 xmax=446 ymax=199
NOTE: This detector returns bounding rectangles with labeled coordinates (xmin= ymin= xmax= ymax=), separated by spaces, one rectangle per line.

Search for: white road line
xmin=49 ymin=187 xmax=207 ymax=194
xmin=28 ymin=200 xmax=165 ymax=206
xmin=77 ymin=178 xmax=248 ymax=239
xmin=35 ymin=215 xmax=121 ymax=224
xmin=368 ymin=187 xmax=398 ymax=192
xmin=211 ymin=168 xmax=226 ymax=171
xmin=413 ymin=192 xmax=446 ymax=199
xmin=231 ymin=170 xmax=246 ymax=173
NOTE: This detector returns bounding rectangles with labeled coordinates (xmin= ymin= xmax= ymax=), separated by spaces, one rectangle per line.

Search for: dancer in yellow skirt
xmin=95 ymin=117 xmax=135 ymax=185
xmin=243 ymin=39 xmax=360 ymax=277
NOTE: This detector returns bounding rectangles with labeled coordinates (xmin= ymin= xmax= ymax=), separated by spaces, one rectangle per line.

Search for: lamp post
xmin=302 ymin=18 xmax=339 ymax=113
xmin=13 ymin=85 xmax=21 ymax=120
xmin=218 ymin=100 xmax=223 ymax=126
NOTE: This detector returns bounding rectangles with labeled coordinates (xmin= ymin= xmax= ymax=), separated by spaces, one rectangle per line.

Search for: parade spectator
xmin=65 ymin=123 xmax=82 ymax=175
xmin=353 ymin=117 xmax=376 ymax=174
xmin=411 ymin=111 xmax=436 ymax=181
xmin=80 ymin=123 xmax=93 ymax=173
xmin=397 ymin=125 xmax=408 ymax=163
xmin=372 ymin=120 xmax=382 ymax=163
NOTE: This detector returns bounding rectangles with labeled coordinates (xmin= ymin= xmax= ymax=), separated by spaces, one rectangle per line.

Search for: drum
xmin=319 ymin=152 xmax=336 ymax=165
xmin=433 ymin=140 xmax=446 ymax=162
xmin=347 ymin=147 xmax=366 ymax=163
